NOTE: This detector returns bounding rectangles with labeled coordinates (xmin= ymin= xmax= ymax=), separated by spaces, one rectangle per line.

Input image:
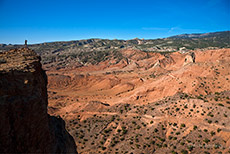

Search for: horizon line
xmin=1 ymin=30 xmax=229 ymax=45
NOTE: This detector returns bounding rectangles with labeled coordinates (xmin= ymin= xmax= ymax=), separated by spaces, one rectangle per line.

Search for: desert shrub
xmin=104 ymin=129 xmax=112 ymax=133
xmin=193 ymin=125 xmax=198 ymax=130
xmin=181 ymin=149 xmax=188 ymax=154
xmin=218 ymin=103 xmax=224 ymax=106
xmin=159 ymin=137 xmax=165 ymax=142
xmin=197 ymin=96 xmax=202 ymax=100
xmin=214 ymin=143 xmax=221 ymax=149
xmin=122 ymin=129 xmax=128 ymax=135
xmin=207 ymin=120 xmax=212 ymax=124
xmin=171 ymin=151 xmax=178 ymax=154
xmin=135 ymin=144 xmax=140 ymax=148
xmin=187 ymin=145 xmax=194 ymax=151
xmin=180 ymin=142 xmax=185 ymax=145
xmin=203 ymin=138 xmax=210 ymax=143
xmin=168 ymin=136 xmax=173 ymax=140
xmin=210 ymin=131 xmax=216 ymax=136
xmin=0 ymin=58 xmax=6 ymax=64
xmin=102 ymin=146 xmax=106 ymax=150
xmin=176 ymin=132 xmax=180 ymax=135
xmin=217 ymin=128 xmax=222 ymax=133
xmin=173 ymin=137 xmax=177 ymax=140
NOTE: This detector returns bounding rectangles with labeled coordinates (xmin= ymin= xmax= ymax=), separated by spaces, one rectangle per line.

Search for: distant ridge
xmin=0 ymin=31 xmax=229 ymax=45
xmin=0 ymin=31 xmax=229 ymax=69
xmin=169 ymin=31 xmax=230 ymax=39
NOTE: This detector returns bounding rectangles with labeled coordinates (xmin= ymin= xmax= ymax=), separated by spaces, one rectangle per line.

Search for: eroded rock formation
xmin=0 ymin=48 xmax=77 ymax=153
xmin=184 ymin=52 xmax=195 ymax=65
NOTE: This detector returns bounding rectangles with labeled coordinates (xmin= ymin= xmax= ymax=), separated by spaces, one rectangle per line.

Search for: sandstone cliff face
xmin=0 ymin=48 xmax=77 ymax=153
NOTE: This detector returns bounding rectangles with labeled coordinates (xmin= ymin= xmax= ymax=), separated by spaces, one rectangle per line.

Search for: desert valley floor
xmin=46 ymin=48 xmax=230 ymax=154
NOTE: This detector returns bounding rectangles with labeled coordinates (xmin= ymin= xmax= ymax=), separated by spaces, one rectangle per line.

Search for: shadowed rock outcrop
xmin=0 ymin=48 xmax=77 ymax=153
xmin=184 ymin=52 xmax=195 ymax=65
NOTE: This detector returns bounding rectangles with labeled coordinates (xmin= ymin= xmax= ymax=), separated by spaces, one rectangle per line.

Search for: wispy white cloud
xmin=168 ymin=26 xmax=180 ymax=33
xmin=142 ymin=26 xmax=203 ymax=35
xmin=142 ymin=26 xmax=181 ymax=33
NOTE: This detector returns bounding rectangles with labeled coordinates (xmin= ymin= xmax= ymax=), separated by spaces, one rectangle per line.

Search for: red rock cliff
xmin=0 ymin=48 xmax=77 ymax=153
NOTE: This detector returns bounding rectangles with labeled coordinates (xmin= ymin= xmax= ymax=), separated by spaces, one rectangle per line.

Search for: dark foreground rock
xmin=0 ymin=48 xmax=77 ymax=153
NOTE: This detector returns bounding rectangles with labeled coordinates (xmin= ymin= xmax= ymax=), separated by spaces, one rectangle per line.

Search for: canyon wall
xmin=0 ymin=48 xmax=77 ymax=153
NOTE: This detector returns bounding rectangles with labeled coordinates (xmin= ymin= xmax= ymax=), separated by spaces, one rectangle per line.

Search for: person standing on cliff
xmin=25 ymin=40 xmax=28 ymax=49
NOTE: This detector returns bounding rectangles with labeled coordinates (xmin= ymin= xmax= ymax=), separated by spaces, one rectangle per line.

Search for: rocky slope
xmin=47 ymin=48 xmax=230 ymax=153
xmin=0 ymin=48 xmax=77 ymax=153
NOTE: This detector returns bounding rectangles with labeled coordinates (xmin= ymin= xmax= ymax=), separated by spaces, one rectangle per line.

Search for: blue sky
xmin=0 ymin=0 xmax=229 ymax=44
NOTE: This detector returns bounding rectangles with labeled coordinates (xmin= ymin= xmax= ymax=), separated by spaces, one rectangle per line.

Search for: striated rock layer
xmin=0 ymin=48 xmax=77 ymax=153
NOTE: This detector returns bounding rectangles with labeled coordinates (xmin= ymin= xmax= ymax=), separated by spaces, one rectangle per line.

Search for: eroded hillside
xmin=47 ymin=48 xmax=230 ymax=153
